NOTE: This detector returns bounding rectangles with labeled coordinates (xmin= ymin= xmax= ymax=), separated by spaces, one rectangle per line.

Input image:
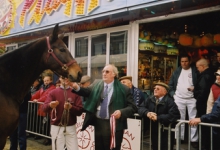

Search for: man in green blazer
xmin=70 ymin=64 xmax=137 ymax=150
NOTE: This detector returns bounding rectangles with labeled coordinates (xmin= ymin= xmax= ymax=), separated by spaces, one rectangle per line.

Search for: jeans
xmin=10 ymin=113 xmax=27 ymax=150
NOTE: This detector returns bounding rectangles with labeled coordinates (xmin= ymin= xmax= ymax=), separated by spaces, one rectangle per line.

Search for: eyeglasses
xmin=102 ymin=70 xmax=111 ymax=74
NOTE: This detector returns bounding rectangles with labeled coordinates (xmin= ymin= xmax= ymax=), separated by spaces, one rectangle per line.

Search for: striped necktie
xmin=100 ymin=85 xmax=108 ymax=119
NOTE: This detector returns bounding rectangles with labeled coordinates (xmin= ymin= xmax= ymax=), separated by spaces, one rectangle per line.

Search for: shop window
xmin=110 ymin=31 xmax=127 ymax=78
xmin=75 ymin=37 xmax=88 ymax=57
xmin=110 ymin=31 xmax=127 ymax=54
xmin=63 ymin=36 xmax=69 ymax=48
xmin=75 ymin=37 xmax=88 ymax=75
xmin=91 ymin=34 xmax=107 ymax=56
xmin=91 ymin=34 xmax=107 ymax=80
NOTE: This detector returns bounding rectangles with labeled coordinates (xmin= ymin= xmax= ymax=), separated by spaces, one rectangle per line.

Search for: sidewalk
xmin=142 ymin=135 xmax=198 ymax=150
xmin=4 ymin=135 xmax=197 ymax=150
xmin=3 ymin=137 xmax=51 ymax=150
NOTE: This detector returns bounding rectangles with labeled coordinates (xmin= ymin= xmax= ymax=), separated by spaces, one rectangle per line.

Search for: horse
xmin=0 ymin=24 xmax=82 ymax=149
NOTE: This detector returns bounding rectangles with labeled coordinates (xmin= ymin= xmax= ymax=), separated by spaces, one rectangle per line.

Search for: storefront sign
xmin=0 ymin=0 xmax=158 ymax=36
xmin=76 ymin=114 xmax=141 ymax=150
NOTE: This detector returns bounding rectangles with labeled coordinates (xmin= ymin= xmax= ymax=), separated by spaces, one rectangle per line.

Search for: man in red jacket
xmin=43 ymin=77 xmax=83 ymax=150
xmin=31 ymin=75 xmax=56 ymax=144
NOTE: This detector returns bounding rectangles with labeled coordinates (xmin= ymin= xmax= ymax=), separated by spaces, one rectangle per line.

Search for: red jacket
xmin=42 ymin=87 xmax=83 ymax=126
xmin=31 ymin=84 xmax=56 ymax=116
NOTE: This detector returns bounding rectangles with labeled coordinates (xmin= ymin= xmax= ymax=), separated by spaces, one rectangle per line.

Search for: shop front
xmin=133 ymin=1 xmax=220 ymax=93
xmin=1 ymin=0 xmax=220 ymax=90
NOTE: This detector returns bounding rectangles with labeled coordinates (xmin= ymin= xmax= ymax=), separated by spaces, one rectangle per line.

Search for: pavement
xmin=3 ymin=136 xmax=51 ymax=150
xmin=4 ymin=135 xmax=198 ymax=150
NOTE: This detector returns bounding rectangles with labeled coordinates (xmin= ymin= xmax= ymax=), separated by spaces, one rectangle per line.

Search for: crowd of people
xmin=9 ymin=52 xmax=220 ymax=150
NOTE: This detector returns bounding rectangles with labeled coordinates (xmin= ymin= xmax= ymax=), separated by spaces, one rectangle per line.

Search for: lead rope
xmin=54 ymin=82 xmax=70 ymax=150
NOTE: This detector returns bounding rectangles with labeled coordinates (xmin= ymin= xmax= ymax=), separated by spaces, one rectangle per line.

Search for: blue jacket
xmin=168 ymin=64 xmax=198 ymax=97
xmin=131 ymin=85 xmax=145 ymax=106
xmin=201 ymin=97 xmax=220 ymax=123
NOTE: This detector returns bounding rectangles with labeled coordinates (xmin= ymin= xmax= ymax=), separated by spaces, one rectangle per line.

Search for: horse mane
xmin=0 ymin=37 xmax=47 ymax=101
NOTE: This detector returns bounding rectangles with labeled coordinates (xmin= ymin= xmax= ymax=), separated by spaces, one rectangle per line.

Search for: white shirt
xmin=175 ymin=68 xmax=194 ymax=98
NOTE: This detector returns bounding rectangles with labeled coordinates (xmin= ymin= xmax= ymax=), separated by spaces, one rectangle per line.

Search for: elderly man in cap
xmin=80 ymin=75 xmax=91 ymax=88
xmin=79 ymin=75 xmax=91 ymax=106
xmin=138 ymin=82 xmax=180 ymax=150
xmin=119 ymin=76 xmax=145 ymax=106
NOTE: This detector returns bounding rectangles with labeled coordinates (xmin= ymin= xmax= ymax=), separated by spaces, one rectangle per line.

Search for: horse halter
xmin=46 ymin=37 xmax=76 ymax=70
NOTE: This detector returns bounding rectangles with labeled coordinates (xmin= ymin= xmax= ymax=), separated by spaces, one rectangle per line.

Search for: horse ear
xmin=52 ymin=24 xmax=59 ymax=42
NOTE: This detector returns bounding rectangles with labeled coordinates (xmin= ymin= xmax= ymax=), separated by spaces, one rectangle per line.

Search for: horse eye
xmin=59 ymin=48 xmax=66 ymax=52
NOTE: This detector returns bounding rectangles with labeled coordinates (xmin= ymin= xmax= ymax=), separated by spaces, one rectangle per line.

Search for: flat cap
xmin=154 ymin=82 xmax=169 ymax=91
xmin=80 ymin=75 xmax=91 ymax=84
xmin=214 ymin=69 xmax=220 ymax=76
xmin=119 ymin=76 xmax=132 ymax=81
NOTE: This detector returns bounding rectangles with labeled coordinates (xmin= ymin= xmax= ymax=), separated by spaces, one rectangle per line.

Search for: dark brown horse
xmin=0 ymin=24 xmax=82 ymax=149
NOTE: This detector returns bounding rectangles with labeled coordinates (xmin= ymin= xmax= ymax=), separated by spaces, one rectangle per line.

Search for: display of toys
xmin=139 ymin=41 xmax=154 ymax=51
xmin=179 ymin=33 xmax=193 ymax=46
xmin=201 ymin=33 xmax=214 ymax=47
xmin=214 ymin=34 xmax=220 ymax=45
xmin=167 ymin=47 xmax=179 ymax=55
xmin=153 ymin=44 xmax=167 ymax=53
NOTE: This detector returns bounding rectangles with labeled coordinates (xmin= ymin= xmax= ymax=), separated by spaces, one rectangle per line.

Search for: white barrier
xmin=76 ymin=113 xmax=141 ymax=150
xmin=26 ymin=102 xmax=141 ymax=149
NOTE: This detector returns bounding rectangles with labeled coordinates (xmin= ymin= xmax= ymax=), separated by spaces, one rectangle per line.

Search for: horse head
xmin=45 ymin=24 xmax=82 ymax=82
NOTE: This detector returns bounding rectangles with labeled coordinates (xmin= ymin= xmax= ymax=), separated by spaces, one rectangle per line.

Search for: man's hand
xmin=147 ymin=112 xmax=157 ymax=121
xmin=33 ymin=99 xmax=38 ymax=102
xmin=64 ymin=102 xmax=72 ymax=110
xmin=111 ymin=110 xmax=121 ymax=119
xmin=69 ymin=82 xmax=79 ymax=90
xmin=189 ymin=118 xmax=201 ymax=126
xmin=50 ymin=100 xmax=59 ymax=108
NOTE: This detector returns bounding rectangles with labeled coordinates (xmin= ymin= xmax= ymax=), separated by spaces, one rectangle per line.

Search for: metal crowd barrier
xmin=26 ymin=101 xmax=51 ymax=139
xmin=175 ymin=120 xmax=220 ymax=150
xmin=26 ymin=102 xmax=220 ymax=150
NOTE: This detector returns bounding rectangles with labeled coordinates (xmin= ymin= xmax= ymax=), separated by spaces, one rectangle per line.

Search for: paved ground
xmin=4 ymin=137 xmax=51 ymax=150
xmin=4 ymin=134 xmax=198 ymax=150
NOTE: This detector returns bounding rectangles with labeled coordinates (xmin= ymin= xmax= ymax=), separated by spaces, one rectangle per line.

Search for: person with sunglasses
xmin=138 ymin=82 xmax=180 ymax=150
xmin=70 ymin=64 xmax=137 ymax=150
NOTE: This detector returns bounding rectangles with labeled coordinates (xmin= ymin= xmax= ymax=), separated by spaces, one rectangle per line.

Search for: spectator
xmin=79 ymin=75 xmax=91 ymax=88
xmin=168 ymin=55 xmax=198 ymax=146
xmin=79 ymin=75 xmax=91 ymax=106
xmin=30 ymin=78 xmax=42 ymax=95
xmin=31 ymin=75 xmax=56 ymax=145
xmin=206 ymin=69 xmax=220 ymax=114
xmin=70 ymin=64 xmax=137 ymax=150
xmin=119 ymin=76 xmax=145 ymax=106
xmin=9 ymin=91 xmax=31 ymax=150
xmin=138 ymin=82 xmax=180 ymax=150
xmin=55 ymin=79 xmax=61 ymax=88
xmin=42 ymin=77 xmax=83 ymax=150
xmin=189 ymin=96 xmax=220 ymax=150
xmin=213 ymin=52 xmax=220 ymax=72
xmin=194 ymin=58 xmax=215 ymax=149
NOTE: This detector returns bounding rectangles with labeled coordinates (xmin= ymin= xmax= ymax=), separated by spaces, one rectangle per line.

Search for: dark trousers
xmin=10 ymin=113 xmax=27 ymax=150
xmin=94 ymin=118 xmax=124 ymax=150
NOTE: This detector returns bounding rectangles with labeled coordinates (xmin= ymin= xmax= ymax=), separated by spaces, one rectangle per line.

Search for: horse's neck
xmin=0 ymin=39 xmax=47 ymax=101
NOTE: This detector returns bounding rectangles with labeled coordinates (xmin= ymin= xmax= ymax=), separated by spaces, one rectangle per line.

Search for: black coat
xmin=138 ymin=94 xmax=180 ymax=150
xmin=194 ymin=68 xmax=215 ymax=116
